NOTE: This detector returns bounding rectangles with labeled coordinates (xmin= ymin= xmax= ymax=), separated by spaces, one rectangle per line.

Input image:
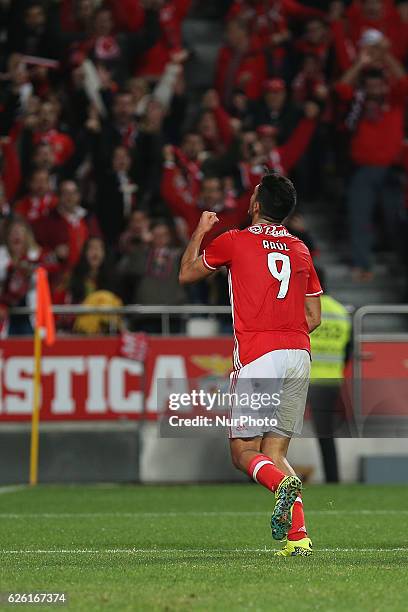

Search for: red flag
xmin=119 ymin=331 xmax=149 ymax=362
xmin=35 ymin=267 xmax=55 ymax=346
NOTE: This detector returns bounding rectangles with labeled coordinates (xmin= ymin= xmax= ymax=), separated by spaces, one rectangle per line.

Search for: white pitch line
xmin=0 ymin=485 xmax=26 ymax=496
xmin=0 ymin=548 xmax=406 ymax=555
xmin=0 ymin=509 xmax=407 ymax=519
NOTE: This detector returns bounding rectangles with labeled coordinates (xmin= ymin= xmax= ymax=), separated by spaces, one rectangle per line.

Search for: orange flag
xmin=35 ymin=267 xmax=55 ymax=346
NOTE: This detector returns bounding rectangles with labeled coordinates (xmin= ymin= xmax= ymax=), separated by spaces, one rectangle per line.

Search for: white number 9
xmin=267 ymin=253 xmax=291 ymax=299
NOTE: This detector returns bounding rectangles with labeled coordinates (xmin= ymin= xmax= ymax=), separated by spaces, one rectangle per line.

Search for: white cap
xmin=360 ymin=28 xmax=384 ymax=46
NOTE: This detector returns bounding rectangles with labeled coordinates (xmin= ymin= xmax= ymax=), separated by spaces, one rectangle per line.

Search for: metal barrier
xmin=352 ymin=304 xmax=408 ymax=432
xmin=8 ymin=301 xmax=408 ymax=433
xmin=10 ymin=304 xmax=233 ymax=335
xmin=10 ymin=303 xmax=356 ymax=336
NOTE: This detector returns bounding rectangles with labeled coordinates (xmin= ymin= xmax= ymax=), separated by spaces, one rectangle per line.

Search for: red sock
xmin=288 ymin=496 xmax=307 ymax=541
xmin=247 ymin=454 xmax=286 ymax=492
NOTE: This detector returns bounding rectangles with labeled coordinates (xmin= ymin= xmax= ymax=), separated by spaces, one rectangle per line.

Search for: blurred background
xmin=0 ymin=0 xmax=408 ymax=487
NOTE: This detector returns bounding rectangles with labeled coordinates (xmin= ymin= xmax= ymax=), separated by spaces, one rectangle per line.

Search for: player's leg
xmin=256 ymin=434 xmax=302 ymax=543
xmin=261 ymin=434 xmax=294 ymax=476
xmin=262 ymin=435 xmax=307 ymax=535
xmin=229 ymin=351 xmax=303 ymax=543
xmin=229 ymin=436 xmax=261 ymax=471
xmin=230 ymin=435 xmax=301 ymax=544
xmin=229 ymin=356 xmax=289 ymax=491
xmin=262 ymin=435 xmax=311 ymax=556
xmin=263 ymin=351 xmax=312 ymax=555
xmin=230 ymin=436 xmax=288 ymax=492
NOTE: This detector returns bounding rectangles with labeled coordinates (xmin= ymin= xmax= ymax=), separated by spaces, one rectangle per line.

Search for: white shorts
xmin=228 ymin=349 xmax=311 ymax=439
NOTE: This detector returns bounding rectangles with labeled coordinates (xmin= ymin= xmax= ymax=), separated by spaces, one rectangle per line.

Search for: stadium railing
xmin=9 ymin=303 xmax=356 ymax=335
xmin=352 ymin=304 xmax=408 ymax=432
xmin=9 ymin=304 xmax=234 ymax=335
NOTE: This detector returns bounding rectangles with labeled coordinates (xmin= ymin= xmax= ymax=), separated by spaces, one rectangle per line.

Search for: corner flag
xmin=35 ymin=267 xmax=56 ymax=346
xmin=29 ymin=267 xmax=56 ymax=485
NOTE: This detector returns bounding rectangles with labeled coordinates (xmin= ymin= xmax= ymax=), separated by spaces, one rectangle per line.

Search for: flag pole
xmin=29 ymin=326 xmax=42 ymax=486
xmin=29 ymin=267 xmax=56 ymax=486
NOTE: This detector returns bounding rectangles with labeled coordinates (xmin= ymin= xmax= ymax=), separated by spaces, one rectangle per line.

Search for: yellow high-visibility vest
xmin=310 ymin=295 xmax=351 ymax=380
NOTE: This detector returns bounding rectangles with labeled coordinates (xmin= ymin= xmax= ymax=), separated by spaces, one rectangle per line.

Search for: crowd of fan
xmin=0 ymin=0 xmax=407 ymax=334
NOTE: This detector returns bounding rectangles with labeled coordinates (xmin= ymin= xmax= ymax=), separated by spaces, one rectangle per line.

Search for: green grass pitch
xmin=1 ymin=483 xmax=407 ymax=611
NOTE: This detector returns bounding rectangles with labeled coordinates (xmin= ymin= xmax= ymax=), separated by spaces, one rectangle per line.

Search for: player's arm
xmin=305 ymin=255 xmax=322 ymax=332
xmin=179 ymin=211 xmax=219 ymax=284
xmin=305 ymin=296 xmax=321 ymax=333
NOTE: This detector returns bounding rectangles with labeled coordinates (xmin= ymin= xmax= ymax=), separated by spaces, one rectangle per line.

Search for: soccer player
xmin=179 ymin=172 xmax=322 ymax=557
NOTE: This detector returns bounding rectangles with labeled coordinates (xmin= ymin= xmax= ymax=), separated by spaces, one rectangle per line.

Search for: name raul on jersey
xmin=262 ymin=240 xmax=289 ymax=251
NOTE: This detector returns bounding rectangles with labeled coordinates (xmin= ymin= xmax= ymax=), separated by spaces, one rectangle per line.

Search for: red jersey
xmin=32 ymin=130 xmax=75 ymax=167
xmin=203 ymin=223 xmax=322 ymax=370
xmin=15 ymin=193 xmax=58 ymax=222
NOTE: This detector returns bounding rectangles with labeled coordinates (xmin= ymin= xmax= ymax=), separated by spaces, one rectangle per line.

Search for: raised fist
xmin=197 ymin=211 xmax=219 ymax=234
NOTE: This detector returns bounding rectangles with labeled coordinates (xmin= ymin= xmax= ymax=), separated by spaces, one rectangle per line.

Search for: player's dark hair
xmin=256 ymin=172 xmax=297 ymax=222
